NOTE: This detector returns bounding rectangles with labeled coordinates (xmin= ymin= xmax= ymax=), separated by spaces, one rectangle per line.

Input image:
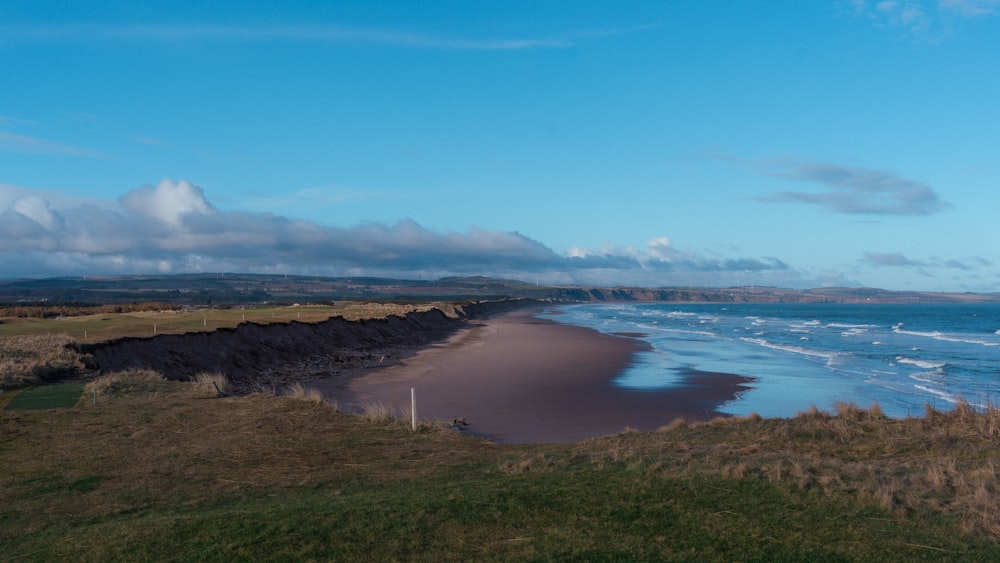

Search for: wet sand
xmin=315 ymin=308 xmax=753 ymax=444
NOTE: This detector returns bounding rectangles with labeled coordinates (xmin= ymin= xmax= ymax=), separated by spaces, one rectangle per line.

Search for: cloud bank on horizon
xmin=0 ymin=179 xmax=794 ymax=287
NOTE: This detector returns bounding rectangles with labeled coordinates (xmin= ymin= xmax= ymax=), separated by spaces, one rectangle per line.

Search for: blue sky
xmin=1 ymin=1 xmax=998 ymax=291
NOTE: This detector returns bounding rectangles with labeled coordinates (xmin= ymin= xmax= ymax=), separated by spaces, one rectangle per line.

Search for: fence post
xmin=411 ymin=388 xmax=417 ymax=431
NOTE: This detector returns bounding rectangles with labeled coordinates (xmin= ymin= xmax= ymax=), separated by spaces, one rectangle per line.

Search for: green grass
xmin=0 ymin=302 xmax=459 ymax=343
xmin=3 ymin=383 xmax=85 ymax=410
xmin=2 ymin=372 xmax=999 ymax=560
xmin=12 ymin=471 xmax=975 ymax=561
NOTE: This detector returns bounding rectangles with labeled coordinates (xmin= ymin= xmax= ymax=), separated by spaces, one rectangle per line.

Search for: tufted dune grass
xmin=0 ymin=333 xmax=85 ymax=390
xmin=2 ymin=370 xmax=1000 ymax=560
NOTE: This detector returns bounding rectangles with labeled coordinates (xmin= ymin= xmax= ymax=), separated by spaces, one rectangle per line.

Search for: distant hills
xmin=1 ymin=274 xmax=998 ymax=306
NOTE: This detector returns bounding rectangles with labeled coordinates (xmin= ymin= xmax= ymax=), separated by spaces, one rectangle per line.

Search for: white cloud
xmin=862 ymin=251 xmax=989 ymax=271
xmin=646 ymin=236 xmax=673 ymax=260
xmin=1 ymin=23 xmax=579 ymax=51
xmin=756 ymin=159 xmax=950 ymax=216
xmin=0 ymin=130 xmax=110 ymax=158
xmin=2 ymin=20 xmax=660 ymax=52
xmin=564 ymin=237 xmax=788 ymax=276
xmin=850 ymin=0 xmax=1000 ymax=37
xmin=872 ymin=0 xmax=932 ymax=32
xmin=940 ymin=0 xmax=1000 ymax=16
xmin=119 ymin=179 xmax=215 ymax=227
xmin=0 ymin=184 xmax=31 ymax=208
xmin=0 ymin=115 xmax=111 ymax=160
xmin=0 ymin=179 xmax=796 ymax=286
xmin=10 ymin=196 xmax=63 ymax=231
xmin=863 ymin=251 xmax=919 ymax=266
xmin=0 ymin=115 xmax=41 ymax=127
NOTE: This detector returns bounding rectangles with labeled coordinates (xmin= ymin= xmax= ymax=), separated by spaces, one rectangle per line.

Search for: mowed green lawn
xmin=4 ymin=383 xmax=84 ymax=410
xmin=1 ymin=373 xmax=998 ymax=561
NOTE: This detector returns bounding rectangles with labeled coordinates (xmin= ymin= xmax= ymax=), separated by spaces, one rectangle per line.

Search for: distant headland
xmin=2 ymin=273 xmax=998 ymax=306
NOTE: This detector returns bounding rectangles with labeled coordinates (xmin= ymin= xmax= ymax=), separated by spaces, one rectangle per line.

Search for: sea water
xmin=539 ymin=302 xmax=1000 ymax=419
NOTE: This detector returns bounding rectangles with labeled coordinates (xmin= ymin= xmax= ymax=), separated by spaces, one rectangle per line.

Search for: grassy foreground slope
xmin=2 ymin=373 xmax=999 ymax=561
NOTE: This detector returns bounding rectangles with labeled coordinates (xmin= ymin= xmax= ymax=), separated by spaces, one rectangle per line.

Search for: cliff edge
xmin=79 ymin=299 xmax=539 ymax=391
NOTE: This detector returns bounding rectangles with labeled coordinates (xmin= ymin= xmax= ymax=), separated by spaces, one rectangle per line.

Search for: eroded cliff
xmin=79 ymin=299 xmax=538 ymax=388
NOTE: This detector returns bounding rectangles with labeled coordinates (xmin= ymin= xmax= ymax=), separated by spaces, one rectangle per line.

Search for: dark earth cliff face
xmin=80 ymin=299 xmax=537 ymax=387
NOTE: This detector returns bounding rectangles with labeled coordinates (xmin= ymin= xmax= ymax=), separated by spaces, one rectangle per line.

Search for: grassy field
xmin=0 ymin=302 xmax=458 ymax=343
xmin=2 ymin=371 xmax=999 ymax=560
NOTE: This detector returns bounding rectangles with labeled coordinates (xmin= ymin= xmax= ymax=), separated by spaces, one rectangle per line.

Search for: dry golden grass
xmin=339 ymin=301 xmax=462 ymax=320
xmin=359 ymin=401 xmax=398 ymax=424
xmin=0 ymin=301 xmax=457 ymax=343
xmin=658 ymin=417 xmax=688 ymax=432
xmin=284 ymin=382 xmax=329 ymax=407
xmin=85 ymin=369 xmax=169 ymax=398
xmin=550 ymin=401 xmax=1000 ymax=536
xmin=194 ymin=371 xmax=229 ymax=396
xmin=0 ymin=334 xmax=84 ymax=389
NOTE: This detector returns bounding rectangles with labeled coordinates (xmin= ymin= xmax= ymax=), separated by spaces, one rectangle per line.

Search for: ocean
xmin=540 ymin=302 xmax=1000 ymax=419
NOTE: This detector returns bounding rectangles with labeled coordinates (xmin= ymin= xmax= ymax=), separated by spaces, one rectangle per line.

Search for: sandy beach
xmin=315 ymin=308 xmax=754 ymax=444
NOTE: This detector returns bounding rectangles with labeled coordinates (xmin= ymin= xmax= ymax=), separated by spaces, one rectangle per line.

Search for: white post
xmin=411 ymin=388 xmax=417 ymax=431
xmin=204 ymin=318 xmax=207 ymax=327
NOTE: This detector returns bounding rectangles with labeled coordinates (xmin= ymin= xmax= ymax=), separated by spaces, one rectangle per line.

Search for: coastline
xmin=315 ymin=307 xmax=754 ymax=444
